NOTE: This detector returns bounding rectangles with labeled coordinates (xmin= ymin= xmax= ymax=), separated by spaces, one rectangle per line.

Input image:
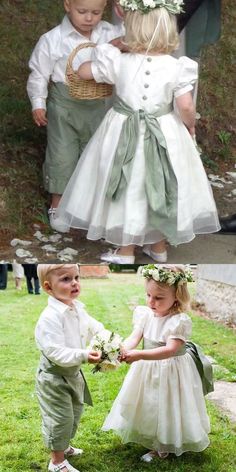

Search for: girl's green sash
xmin=143 ymin=338 xmax=214 ymax=395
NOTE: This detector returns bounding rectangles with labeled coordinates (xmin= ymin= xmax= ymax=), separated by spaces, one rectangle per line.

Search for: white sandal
xmin=100 ymin=248 xmax=135 ymax=264
xmin=142 ymin=245 xmax=167 ymax=262
xmin=48 ymin=208 xmax=69 ymax=233
xmin=141 ymin=451 xmax=157 ymax=462
xmin=64 ymin=445 xmax=83 ymax=457
xmin=48 ymin=459 xmax=80 ymax=472
xmin=141 ymin=450 xmax=169 ymax=462
xmin=157 ymin=451 xmax=169 ymax=459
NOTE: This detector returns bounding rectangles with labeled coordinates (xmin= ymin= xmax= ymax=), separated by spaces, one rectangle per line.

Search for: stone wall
xmin=195 ymin=266 xmax=236 ymax=325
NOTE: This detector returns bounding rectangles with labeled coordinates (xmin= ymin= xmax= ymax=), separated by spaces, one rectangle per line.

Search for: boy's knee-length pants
xmin=36 ymin=370 xmax=85 ymax=451
xmin=43 ymin=82 xmax=106 ymax=194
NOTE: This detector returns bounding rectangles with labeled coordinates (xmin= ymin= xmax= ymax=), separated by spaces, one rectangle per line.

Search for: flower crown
xmin=119 ymin=0 xmax=184 ymax=15
xmin=141 ymin=264 xmax=194 ymax=285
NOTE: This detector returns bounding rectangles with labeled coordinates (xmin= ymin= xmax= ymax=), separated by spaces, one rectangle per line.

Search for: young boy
xmin=35 ymin=264 xmax=103 ymax=472
xmin=27 ymin=0 xmax=124 ymax=232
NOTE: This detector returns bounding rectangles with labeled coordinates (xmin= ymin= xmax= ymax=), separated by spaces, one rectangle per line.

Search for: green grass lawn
xmin=0 ymin=273 xmax=235 ymax=472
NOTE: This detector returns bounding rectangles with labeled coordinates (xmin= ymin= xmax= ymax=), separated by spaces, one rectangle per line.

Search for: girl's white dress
xmin=102 ymin=306 xmax=210 ymax=456
xmin=56 ymin=45 xmax=220 ymax=246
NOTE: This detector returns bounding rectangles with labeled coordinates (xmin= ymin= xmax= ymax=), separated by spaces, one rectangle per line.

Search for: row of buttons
xmin=142 ymin=58 xmax=152 ymax=100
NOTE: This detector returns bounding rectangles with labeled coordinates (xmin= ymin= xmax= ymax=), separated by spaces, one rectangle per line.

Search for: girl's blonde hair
xmin=124 ymin=7 xmax=179 ymax=53
xmin=146 ymin=272 xmax=191 ymax=314
xmin=37 ymin=264 xmax=79 ymax=288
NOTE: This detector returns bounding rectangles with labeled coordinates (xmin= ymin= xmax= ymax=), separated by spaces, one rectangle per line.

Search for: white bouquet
xmin=88 ymin=329 xmax=123 ymax=373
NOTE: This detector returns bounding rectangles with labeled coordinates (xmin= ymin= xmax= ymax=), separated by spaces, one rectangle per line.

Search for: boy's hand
xmin=32 ymin=108 xmax=48 ymax=127
xmin=88 ymin=350 xmax=102 ymax=364
xmin=124 ymin=350 xmax=141 ymax=364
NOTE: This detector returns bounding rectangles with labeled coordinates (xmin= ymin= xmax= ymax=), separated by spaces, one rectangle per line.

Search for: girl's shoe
xmin=141 ymin=451 xmax=158 ymax=462
xmin=142 ymin=245 xmax=167 ymax=262
xmin=157 ymin=451 xmax=169 ymax=459
xmin=48 ymin=208 xmax=69 ymax=233
xmin=64 ymin=446 xmax=83 ymax=457
xmin=141 ymin=451 xmax=169 ymax=462
xmin=100 ymin=248 xmax=135 ymax=264
xmin=48 ymin=459 xmax=80 ymax=472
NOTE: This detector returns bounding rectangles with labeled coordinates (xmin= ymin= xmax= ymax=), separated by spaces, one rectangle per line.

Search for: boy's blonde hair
xmin=37 ymin=264 xmax=79 ymax=288
xmin=124 ymin=7 xmax=179 ymax=53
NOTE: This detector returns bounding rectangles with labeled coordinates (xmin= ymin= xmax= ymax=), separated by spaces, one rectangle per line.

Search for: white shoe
xmin=100 ymin=248 xmax=135 ymax=264
xmin=48 ymin=208 xmax=69 ymax=233
xmin=141 ymin=451 xmax=169 ymax=462
xmin=157 ymin=451 xmax=169 ymax=459
xmin=141 ymin=452 xmax=157 ymax=463
xmin=142 ymin=245 xmax=167 ymax=262
xmin=64 ymin=445 xmax=83 ymax=457
xmin=48 ymin=459 xmax=80 ymax=472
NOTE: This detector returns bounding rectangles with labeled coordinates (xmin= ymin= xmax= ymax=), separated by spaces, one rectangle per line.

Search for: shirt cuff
xmin=31 ymin=98 xmax=47 ymax=110
xmin=81 ymin=350 xmax=89 ymax=363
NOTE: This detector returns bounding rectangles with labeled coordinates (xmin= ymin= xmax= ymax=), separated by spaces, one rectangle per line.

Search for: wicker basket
xmin=65 ymin=42 xmax=113 ymax=100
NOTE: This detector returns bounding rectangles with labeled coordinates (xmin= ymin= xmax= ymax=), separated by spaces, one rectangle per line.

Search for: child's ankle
xmin=118 ymin=247 xmax=135 ymax=256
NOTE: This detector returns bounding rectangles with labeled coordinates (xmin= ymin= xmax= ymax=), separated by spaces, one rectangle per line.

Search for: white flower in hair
xmin=152 ymin=269 xmax=160 ymax=281
xmin=143 ymin=0 xmax=156 ymax=7
xmin=142 ymin=264 xmax=194 ymax=285
xmin=119 ymin=0 xmax=184 ymax=14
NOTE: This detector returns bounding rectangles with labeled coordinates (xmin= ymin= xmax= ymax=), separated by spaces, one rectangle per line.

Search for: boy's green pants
xmin=36 ymin=355 xmax=92 ymax=451
xmin=43 ymin=82 xmax=106 ymax=194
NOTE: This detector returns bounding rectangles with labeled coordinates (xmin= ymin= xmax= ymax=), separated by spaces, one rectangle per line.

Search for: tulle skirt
xmin=102 ymin=355 xmax=210 ymax=456
xmin=56 ymin=109 xmax=220 ymax=246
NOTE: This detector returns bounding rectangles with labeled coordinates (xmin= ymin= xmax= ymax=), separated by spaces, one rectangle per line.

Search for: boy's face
xmin=44 ymin=266 xmax=80 ymax=306
xmin=64 ymin=0 xmax=107 ymax=37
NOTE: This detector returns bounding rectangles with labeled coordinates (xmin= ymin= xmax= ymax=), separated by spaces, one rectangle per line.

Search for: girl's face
xmin=146 ymin=279 xmax=176 ymax=316
xmin=64 ymin=0 xmax=106 ymax=37
xmin=44 ymin=266 xmax=80 ymax=306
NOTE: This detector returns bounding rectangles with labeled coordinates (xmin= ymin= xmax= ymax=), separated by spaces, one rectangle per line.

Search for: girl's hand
xmin=88 ymin=350 xmax=102 ymax=364
xmin=124 ymin=350 xmax=142 ymax=364
xmin=119 ymin=346 xmax=128 ymax=362
xmin=109 ymin=37 xmax=129 ymax=52
xmin=32 ymin=108 xmax=48 ymax=127
xmin=188 ymin=126 xmax=195 ymax=137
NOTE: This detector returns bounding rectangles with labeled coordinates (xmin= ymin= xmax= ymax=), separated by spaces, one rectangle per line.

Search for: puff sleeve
xmin=132 ymin=306 xmax=150 ymax=332
xmin=163 ymin=313 xmax=192 ymax=342
xmin=91 ymin=43 xmax=121 ymax=84
xmin=174 ymin=56 xmax=198 ymax=98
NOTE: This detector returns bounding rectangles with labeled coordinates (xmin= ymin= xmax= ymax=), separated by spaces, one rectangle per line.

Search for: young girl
xmin=54 ymin=0 xmax=220 ymax=262
xmin=102 ymin=264 xmax=213 ymax=460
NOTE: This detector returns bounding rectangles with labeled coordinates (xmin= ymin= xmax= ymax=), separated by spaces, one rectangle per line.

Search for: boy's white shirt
xmin=27 ymin=15 xmax=124 ymax=110
xmin=35 ymin=295 xmax=104 ymax=367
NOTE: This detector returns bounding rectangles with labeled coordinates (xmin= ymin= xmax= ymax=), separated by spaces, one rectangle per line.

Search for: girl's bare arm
xmin=124 ymin=338 xmax=184 ymax=363
xmin=77 ymin=61 xmax=93 ymax=80
xmin=122 ymin=328 xmax=143 ymax=350
xmin=175 ymin=92 xmax=196 ymax=136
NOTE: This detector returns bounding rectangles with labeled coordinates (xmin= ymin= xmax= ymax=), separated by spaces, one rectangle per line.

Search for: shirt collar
xmin=61 ymin=14 xmax=105 ymax=41
xmin=48 ymin=295 xmax=85 ymax=314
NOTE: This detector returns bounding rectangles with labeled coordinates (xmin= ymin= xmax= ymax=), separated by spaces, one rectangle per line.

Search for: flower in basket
xmin=88 ymin=329 xmax=123 ymax=373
